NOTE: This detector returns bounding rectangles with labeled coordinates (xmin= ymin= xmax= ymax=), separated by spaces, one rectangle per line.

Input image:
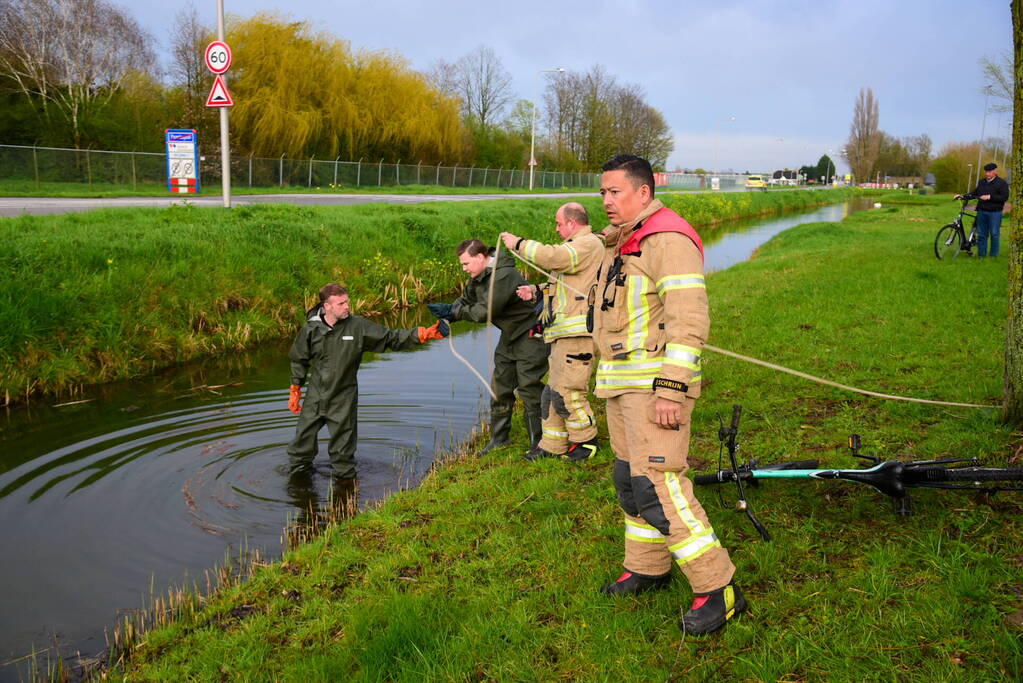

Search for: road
xmin=0 ymin=187 xmax=756 ymax=218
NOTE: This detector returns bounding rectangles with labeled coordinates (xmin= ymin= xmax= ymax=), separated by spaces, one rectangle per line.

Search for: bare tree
xmin=1005 ymin=0 xmax=1022 ymax=424
xmin=980 ymin=51 xmax=1014 ymax=113
xmin=168 ymin=4 xmax=215 ymax=130
xmin=843 ymin=87 xmax=881 ymax=183
xmin=0 ymin=0 xmax=155 ymax=146
xmin=454 ymin=45 xmax=513 ymax=129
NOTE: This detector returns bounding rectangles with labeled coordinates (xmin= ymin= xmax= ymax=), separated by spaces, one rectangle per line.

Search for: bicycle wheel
xmin=934 ymin=224 xmax=962 ymax=259
xmin=943 ymin=467 xmax=1023 ymax=483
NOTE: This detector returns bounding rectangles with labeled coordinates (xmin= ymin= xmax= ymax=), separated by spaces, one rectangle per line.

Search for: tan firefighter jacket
xmin=592 ymin=200 xmax=709 ymax=401
xmin=513 ymin=225 xmax=603 ymax=343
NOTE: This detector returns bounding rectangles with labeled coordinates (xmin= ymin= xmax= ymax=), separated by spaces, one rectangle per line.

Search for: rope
xmin=505 ymin=239 xmax=994 ymax=410
xmin=447 ymin=335 xmax=497 ymax=401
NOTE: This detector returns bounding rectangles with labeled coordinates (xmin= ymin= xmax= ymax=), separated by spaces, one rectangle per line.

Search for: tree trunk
xmin=1005 ymin=0 xmax=1023 ymax=423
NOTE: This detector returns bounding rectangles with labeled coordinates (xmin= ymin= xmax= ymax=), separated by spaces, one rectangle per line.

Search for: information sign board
xmin=165 ymin=129 xmax=200 ymax=194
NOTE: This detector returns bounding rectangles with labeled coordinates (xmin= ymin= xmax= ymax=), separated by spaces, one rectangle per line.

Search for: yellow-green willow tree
xmin=226 ymin=13 xmax=462 ymax=162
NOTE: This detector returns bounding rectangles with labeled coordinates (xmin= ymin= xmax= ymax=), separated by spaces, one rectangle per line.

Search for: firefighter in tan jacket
xmin=500 ymin=202 xmax=603 ymax=461
xmin=593 ymin=155 xmax=745 ymax=636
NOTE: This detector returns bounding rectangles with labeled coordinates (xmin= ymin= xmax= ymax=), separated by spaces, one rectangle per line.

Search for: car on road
xmin=746 ymin=175 xmax=767 ymax=190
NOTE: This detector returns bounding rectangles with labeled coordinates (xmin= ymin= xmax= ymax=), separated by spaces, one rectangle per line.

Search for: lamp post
xmin=825 ymin=149 xmax=834 ymax=187
xmin=974 ymin=90 xmax=990 ymax=189
xmin=529 ymin=67 xmax=566 ymax=191
xmin=713 ymin=116 xmax=736 ymax=176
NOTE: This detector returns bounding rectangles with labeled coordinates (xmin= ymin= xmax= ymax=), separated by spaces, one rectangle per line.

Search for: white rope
xmin=447 ymin=335 xmax=497 ymax=400
xmin=505 ymin=239 xmax=993 ymax=410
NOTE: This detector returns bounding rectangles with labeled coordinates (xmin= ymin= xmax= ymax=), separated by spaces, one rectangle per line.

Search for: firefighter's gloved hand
xmin=288 ymin=384 xmax=303 ymax=415
xmin=418 ymin=319 xmax=450 ymax=343
xmin=427 ymin=303 xmax=455 ymax=321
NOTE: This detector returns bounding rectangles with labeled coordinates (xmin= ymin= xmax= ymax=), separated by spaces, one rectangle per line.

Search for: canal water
xmin=0 ymin=200 xmax=863 ymax=678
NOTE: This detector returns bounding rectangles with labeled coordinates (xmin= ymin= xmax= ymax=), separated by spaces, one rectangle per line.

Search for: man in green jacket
xmin=428 ymin=239 xmax=550 ymax=453
xmin=287 ymin=282 xmax=448 ymax=480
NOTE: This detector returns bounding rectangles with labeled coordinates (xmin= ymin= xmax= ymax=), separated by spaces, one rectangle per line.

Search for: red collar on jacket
xmin=618 ymin=207 xmax=704 ymax=259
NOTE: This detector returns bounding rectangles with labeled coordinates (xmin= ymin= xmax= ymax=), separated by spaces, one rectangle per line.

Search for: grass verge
xmin=0 ymin=188 xmax=853 ymax=404
xmin=107 ymin=196 xmax=1021 ymax=681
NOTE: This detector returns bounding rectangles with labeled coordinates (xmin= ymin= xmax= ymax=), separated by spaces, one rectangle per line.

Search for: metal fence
xmin=0 ymin=143 xmax=758 ymax=192
xmin=0 ymin=144 xmax=609 ymax=190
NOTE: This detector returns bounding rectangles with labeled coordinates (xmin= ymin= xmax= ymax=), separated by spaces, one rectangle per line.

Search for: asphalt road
xmin=0 ymin=186 xmax=756 ymax=218
xmin=0 ymin=191 xmax=596 ymax=217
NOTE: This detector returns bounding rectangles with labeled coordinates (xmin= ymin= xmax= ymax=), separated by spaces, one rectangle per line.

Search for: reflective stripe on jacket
xmin=515 ymin=226 xmax=603 ymax=342
xmin=593 ymin=205 xmax=708 ymax=400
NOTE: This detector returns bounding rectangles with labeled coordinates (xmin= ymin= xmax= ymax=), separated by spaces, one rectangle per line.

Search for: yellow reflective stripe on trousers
xmin=543 ymin=426 xmax=569 ymax=438
xmin=656 ymin=273 xmax=705 ymax=294
xmin=668 ymin=527 xmax=722 ymax=564
xmin=663 ymin=472 xmax=721 ymax=564
xmin=566 ymin=392 xmax=591 ymax=429
xmin=625 ymin=519 xmax=666 ymax=544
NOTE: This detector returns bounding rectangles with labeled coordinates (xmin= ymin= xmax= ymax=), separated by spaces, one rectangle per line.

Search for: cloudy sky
xmin=126 ymin=0 xmax=1013 ymax=174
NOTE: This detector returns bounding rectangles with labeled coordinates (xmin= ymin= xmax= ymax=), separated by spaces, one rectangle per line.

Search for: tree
xmin=167 ymin=5 xmax=217 ymax=133
xmin=1005 ymin=0 xmax=1022 ymax=423
xmin=843 ymin=87 xmax=881 ymax=183
xmin=224 ymin=13 xmax=461 ymax=162
xmin=0 ymin=0 xmax=156 ymax=147
xmin=453 ymin=45 xmax=514 ymax=130
xmin=980 ymin=50 xmax=1014 ymax=113
xmin=816 ymin=154 xmax=836 ymax=183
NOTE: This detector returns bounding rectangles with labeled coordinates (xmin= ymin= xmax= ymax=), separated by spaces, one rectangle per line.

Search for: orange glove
xmin=417 ymin=319 xmax=450 ymax=343
xmin=288 ymin=384 xmax=302 ymax=414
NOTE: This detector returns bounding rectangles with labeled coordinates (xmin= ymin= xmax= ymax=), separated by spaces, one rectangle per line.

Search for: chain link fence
xmin=0 ymin=144 xmax=609 ymax=190
xmin=0 ymin=143 xmax=756 ymax=192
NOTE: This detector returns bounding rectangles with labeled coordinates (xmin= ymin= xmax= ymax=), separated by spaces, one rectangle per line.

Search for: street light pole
xmin=974 ymin=89 xmax=990 ymax=189
xmin=714 ymin=116 xmax=736 ymax=175
xmin=529 ymin=67 xmax=565 ymax=191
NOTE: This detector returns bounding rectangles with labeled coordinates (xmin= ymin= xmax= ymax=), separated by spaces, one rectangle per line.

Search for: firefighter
xmin=499 ymin=202 xmax=603 ymax=461
xmin=428 ymin=239 xmax=549 ymax=453
xmin=593 ymin=155 xmax=744 ymax=636
xmin=287 ymin=282 xmax=449 ymax=480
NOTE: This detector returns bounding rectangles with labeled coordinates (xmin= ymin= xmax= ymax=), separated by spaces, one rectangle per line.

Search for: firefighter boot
xmin=679 ymin=583 xmax=747 ymax=636
xmin=480 ymin=409 xmax=513 ymax=455
xmin=563 ymin=437 xmax=600 ymax=461
xmin=600 ymin=570 xmax=672 ymax=596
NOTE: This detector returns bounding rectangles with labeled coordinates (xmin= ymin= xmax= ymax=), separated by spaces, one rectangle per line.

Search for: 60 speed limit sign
xmin=205 ymin=41 xmax=232 ymax=74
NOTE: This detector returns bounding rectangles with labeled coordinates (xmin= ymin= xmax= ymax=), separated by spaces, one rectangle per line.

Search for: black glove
xmin=427 ymin=303 xmax=455 ymax=321
xmin=438 ymin=319 xmax=450 ymax=337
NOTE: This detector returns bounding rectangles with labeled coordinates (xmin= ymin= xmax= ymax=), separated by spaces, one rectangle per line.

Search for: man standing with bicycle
xmin=957 ymin=162 xmax=1010 ymax=258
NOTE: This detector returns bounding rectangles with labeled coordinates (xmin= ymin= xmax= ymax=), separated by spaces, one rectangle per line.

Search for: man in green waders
xmin=287 ymin=282 xmax=449 ymax=481
xmin=428 ymin=239 xmax=549 ymax=453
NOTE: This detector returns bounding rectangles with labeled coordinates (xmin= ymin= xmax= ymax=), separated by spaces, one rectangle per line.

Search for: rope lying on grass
xmin=501 ymin=244 xmax=994 ymax=410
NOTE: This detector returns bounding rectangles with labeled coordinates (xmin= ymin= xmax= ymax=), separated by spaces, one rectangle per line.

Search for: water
xmin=0 ymin=199 xmax=865 ymax=678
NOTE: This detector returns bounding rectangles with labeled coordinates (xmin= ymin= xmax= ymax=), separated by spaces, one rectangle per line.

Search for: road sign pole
xmin=216 ymin=0 xmax=231 ymax=208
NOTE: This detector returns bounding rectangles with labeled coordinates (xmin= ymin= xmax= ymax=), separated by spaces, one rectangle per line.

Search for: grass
xmin=105 ymin=195 xmax=1022 ymax=681
xmin=0 ymin=188 xmax=853 ymax=404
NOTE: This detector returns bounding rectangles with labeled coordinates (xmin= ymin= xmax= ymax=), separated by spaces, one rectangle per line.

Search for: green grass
xmin=0 ymin=189 xmax=853 ymax=403
xmin=108 ymin=197 xmax=1022 ymax=681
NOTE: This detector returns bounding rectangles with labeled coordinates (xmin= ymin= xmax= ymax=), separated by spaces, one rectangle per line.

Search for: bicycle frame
xmin=701 ymin=405 xmax=1023 ymax=540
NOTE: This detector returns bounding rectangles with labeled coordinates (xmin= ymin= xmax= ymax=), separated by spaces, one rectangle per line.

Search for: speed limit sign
xmin=205 ymin=41 xmax=232 ymax=74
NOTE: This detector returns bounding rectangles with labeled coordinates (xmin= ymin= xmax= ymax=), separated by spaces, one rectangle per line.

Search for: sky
xmin=125 ymin=0 xmax=1014 ymax=175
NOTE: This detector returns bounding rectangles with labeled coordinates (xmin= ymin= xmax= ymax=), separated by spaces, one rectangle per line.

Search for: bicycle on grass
xmin=693 ymin=405 xmax=1023 ymax=541
xmin=934 ymin=195 xmax=978 ymax=260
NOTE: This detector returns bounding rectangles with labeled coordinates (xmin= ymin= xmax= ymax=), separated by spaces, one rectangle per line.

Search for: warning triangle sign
xmin=206 ymin=75 xmax=234 ymax=107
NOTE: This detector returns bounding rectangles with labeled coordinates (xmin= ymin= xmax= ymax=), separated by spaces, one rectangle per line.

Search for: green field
xmin=105 ymin=196 xmax=1021 ymax=681
xmin=0 ymin=188 xmax=851 ymax=404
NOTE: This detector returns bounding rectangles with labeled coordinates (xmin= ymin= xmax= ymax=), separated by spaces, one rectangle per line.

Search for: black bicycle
xmin=693 ymin=405 xmax=1023 ymax=541
xmin=934 ymin=195 xmax=978 ymax=259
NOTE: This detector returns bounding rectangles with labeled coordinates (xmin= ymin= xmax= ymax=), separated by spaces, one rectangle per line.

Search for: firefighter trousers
xmin=539 ymin=336 xmax=597 ymax=453
xmin=606 ymin=392 xmax=735 ymax=593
